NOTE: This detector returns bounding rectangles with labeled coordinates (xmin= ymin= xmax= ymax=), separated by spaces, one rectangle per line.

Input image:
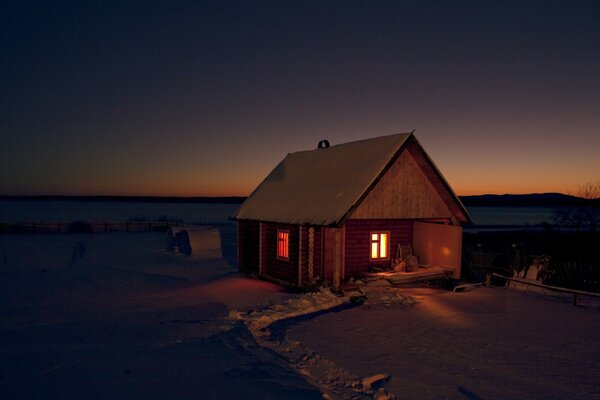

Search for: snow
xmin=232 ymin=133 xmax=412 ymax=225
xmin=286 ymin=286 xmax=600 ymax=399
xmin=1 ymin=222 xmax=599 ymax=399
xmin=0 ymin=232 xmax=319 ymax=399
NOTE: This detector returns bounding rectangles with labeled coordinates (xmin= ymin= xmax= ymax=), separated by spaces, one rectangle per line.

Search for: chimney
xmin=317 ymin=140 xmax=330 ymax=149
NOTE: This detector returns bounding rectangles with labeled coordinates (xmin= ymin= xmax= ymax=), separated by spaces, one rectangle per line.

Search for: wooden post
xmin=333 ymin=228 xmax=341 ymax=289
xmin=298 ymin=226 xmax=303 ymax=287
xmin=492 ymin=273 xmax=600 ymax=306
xmin=308 ymin=227 xmax=314 ymax=281
xmin=236 ymin=222 xmax=241 ymax=270
xmin=258 ymin=223 xmax=264 ymax=276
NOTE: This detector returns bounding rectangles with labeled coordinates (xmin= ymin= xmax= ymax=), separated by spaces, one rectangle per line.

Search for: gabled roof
xmin=231 ymin=132 xmax=471 ymax=226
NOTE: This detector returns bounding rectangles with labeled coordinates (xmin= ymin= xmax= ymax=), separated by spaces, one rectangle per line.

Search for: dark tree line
xmin=553 ymin=181 xmax=600 ymax=232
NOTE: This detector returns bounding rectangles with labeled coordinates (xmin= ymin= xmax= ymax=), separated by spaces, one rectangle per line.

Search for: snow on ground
xmin=0 ymin=232 xmax=320 ymax=399
xmin=1 ymin=230 xmax=600 ymax=399
xmin=287 ymin=286 xmax=600 ymax=400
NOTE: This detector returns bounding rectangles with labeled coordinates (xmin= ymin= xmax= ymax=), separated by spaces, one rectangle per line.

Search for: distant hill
xmin=458 ymin=193 xmax=595 ymax=207
xmin=2 ymin=193 xmax=598 ymax=207
xmin=0 ymin=195 xmax=247 ymax=204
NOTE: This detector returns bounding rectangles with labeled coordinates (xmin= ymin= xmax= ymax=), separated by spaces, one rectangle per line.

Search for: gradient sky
xmin=1 ymin=0 xmax=599 ymax=196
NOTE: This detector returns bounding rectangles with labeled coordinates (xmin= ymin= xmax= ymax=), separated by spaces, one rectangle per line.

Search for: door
xmin=322 ymin=227 xmax=344 ymax=288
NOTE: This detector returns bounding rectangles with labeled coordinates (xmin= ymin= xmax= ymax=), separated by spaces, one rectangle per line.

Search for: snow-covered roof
xmin=231 ymin=132 xmax=413 ymax=226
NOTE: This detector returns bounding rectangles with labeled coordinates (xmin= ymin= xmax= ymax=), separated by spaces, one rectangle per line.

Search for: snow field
xmin=1 ymin=229 xmax=599 ymax=399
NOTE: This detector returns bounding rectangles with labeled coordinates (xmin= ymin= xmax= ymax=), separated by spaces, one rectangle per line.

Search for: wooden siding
xmin=313 ymin=226 xmax=322 ymax=280
xmin=237 ymin=220 xmax=260 ymax=273
xmin=350 ymin=148 xmax=454 ymax=220
xmin=298 ymin=226 xmax=310 ymax=286
xmin=307 ymin=227 xmax=315 ymax=282
xmin=261 ymin=223 xmax=299 ymax=284
xmin=343 ymin=219 xmax=415 ymax=277
xmin=407 ymin=143 xmax=468 ymax=224
xmin=413 ymin=222 xmax=463 ymax=278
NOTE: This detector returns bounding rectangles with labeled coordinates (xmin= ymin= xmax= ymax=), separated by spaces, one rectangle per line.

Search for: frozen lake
xmin=0 ymin=199 xmax=561 ymax=226
xmin=0 ymin=200 xmax=239 ymax=225
xmin=466 ymin=206 xmax=558 ymax=226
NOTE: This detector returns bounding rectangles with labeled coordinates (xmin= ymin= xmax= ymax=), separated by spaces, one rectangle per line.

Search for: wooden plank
xmin=258 ymin=222 xmax=264 ymax=276
xmin=492 ymin=273 xmax=600 ymax=300
xmin=298 ymin=226 xmax=303 ymax=286
xmin=413 ymin=222 xmax=463 ymax=279
xmin=308 ymin=227 xmax=314 ymax=281
xmin=322 ymin=228 xmax=335 ymax=281
xmin=350 ymin=149 xmax=454 ymax=220
xmin=333 ymin=228 xmax=342 ymax=289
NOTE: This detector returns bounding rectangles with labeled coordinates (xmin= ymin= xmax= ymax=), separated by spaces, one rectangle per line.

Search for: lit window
xmin=370 ymin=232 xmax=389 ymax=260
xmin=277 ymin=230 xmax=289 ymax=260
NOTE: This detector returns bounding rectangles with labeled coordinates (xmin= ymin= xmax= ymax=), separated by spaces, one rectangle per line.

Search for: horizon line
xmin=0 ymin=192 xmax=578 ymax=200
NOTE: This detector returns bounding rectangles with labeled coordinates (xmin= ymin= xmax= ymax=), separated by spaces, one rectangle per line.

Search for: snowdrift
xmin=166 ymin=226 xmax=222 ymax=259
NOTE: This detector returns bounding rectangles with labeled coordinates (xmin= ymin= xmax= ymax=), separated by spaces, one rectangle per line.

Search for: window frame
xmin=370 ymin=231 xmax=390 ymax=261
xmin=277 ymin=229 xmax=290 ymax=261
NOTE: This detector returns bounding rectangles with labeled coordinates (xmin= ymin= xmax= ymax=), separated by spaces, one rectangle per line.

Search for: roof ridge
xmin=289 ymin=131 xmax=414 ymax=155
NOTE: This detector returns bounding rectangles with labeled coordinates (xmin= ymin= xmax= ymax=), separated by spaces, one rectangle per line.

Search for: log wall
xmin=343 ymin=219 xmax=457 ymax=277
xmin=260 ymin=222 xmax=299 ymax=284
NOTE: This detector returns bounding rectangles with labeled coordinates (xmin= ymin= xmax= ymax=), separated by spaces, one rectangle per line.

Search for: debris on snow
xmin=374 ymin=388 xmax=396 ymax=400
xmin=361 ymin=373 xmax=390 ymax=392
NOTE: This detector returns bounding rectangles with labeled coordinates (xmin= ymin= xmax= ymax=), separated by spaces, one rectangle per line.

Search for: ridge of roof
xmin=288 ymin=131 xmax=413 ymax=155
xmin=231 ymin=132 xmax=413 ymax=225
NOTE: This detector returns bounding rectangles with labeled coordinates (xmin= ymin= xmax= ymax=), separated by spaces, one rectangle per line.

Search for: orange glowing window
xmin=277 ymin=230 xmax=289 ymax=260
xmin=370 ymin=232 xmax=389 ymax=260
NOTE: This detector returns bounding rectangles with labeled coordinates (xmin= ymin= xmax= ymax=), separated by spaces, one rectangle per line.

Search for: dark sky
xmin=2 ymin=0 xmax=599 ymax=196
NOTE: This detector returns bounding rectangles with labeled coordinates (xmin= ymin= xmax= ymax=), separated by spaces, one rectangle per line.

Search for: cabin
xmin=231 ymin=132 xmax=471 ymax=288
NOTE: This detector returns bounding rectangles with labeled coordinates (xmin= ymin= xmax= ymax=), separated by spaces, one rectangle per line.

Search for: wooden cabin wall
xmin=413 ymin=222 xmax=463 ymax=278
xmin=260 ymin=222 xmax=299 ymax=284
xmin=344 ymin=219 xmax=414 ymax=277
xmin=298 ymin=226 xmax=308 ymax=286
xmin=312 ymin=226 xmax=322 ymax=281
xmin=299 ymin=226 xmax=322 ymax=286
xmin=237 ymin=220 xmax=260 ymax=273
xmin=350 ymin=150 xmax=454 ymax=221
